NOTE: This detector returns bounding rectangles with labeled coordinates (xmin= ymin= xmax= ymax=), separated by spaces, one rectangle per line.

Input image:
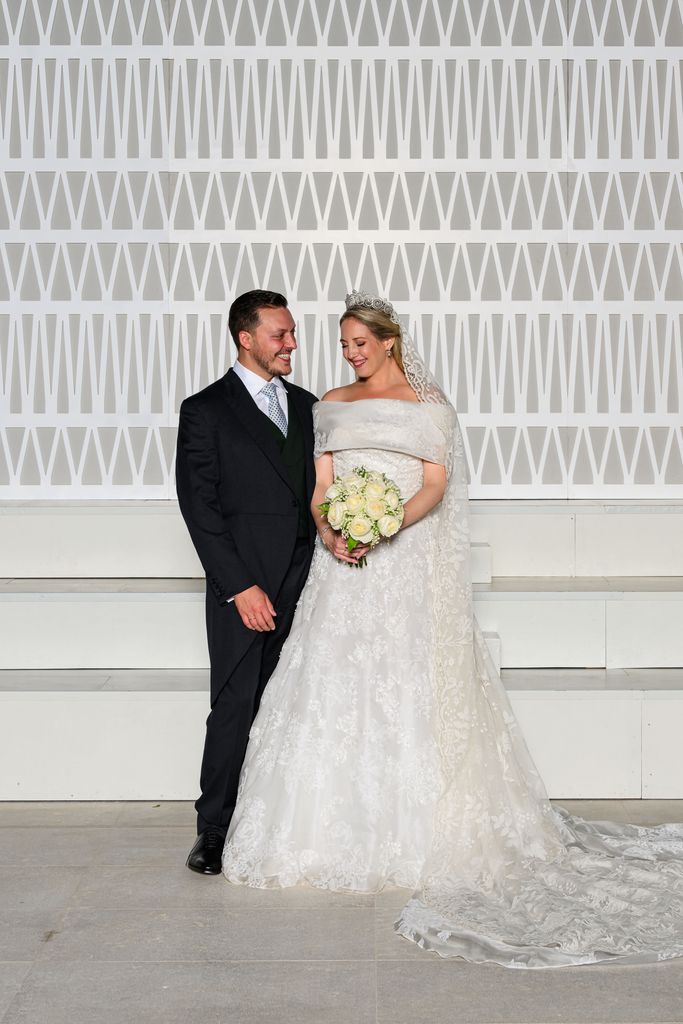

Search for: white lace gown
xmin=223 ymin=398 xmax=683 ymax=968
xmin=223 ymin=399 xmax=447 ymax=891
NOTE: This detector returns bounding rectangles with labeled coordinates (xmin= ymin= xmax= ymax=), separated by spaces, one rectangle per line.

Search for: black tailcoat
xmin=176 ymin=368 xmax=317 ymax=705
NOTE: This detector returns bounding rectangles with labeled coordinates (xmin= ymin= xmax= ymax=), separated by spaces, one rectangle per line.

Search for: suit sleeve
xmin=175 ymin=398 xmax=255 ymax=605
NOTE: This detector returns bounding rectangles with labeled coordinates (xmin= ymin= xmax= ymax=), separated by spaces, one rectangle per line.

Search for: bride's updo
xmin=339 ymin=302 xmax=405 ymax=373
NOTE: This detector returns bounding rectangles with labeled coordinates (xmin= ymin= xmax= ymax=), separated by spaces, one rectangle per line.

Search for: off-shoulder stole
xmin=313 ymin=398 xmax=451 ymax=465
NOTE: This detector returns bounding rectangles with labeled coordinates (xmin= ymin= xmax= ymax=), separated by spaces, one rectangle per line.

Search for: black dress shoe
xmin=186 ymin=828 xmax=226 ymax=875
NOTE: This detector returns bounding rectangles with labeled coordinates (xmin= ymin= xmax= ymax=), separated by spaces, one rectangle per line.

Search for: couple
xmin=177 ymin=288 xmax=683 ymax=969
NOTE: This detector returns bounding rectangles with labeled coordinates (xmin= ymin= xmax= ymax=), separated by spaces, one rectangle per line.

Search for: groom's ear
xmin=238 ymin=330 xmax=252 ymax=351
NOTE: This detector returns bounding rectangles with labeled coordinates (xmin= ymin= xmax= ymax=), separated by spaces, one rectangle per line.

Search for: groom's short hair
xmin=228 ymin=290 xmax=289 ymax=348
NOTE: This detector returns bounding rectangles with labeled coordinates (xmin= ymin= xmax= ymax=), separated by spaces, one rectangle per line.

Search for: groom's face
xmin=239 ymin=306 xmax=297 ymax=378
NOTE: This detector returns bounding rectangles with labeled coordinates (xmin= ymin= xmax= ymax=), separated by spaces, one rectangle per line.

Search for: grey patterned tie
xmin=260 ymin=381 xmax=288 ymax=437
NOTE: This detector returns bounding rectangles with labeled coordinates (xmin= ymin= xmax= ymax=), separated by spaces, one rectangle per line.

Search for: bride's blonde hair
xmin=339 ymin=306 xmax=405 ymax=373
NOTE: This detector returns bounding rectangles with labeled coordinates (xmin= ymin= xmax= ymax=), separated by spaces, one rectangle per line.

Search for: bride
xmin=222 ymin=289 xmax=683 ymax=968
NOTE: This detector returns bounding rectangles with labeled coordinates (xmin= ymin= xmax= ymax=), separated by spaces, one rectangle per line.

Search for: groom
xmin=176 ymin=290 xmax=318 ymax=874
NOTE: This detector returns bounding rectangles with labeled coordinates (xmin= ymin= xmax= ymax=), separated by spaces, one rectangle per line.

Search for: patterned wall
xmin=1 ymin=0 xmax=682 ymax=498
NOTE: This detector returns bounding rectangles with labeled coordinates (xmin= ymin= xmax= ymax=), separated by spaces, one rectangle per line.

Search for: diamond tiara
xmin=344 ymin=290 xmax=401 ymax=326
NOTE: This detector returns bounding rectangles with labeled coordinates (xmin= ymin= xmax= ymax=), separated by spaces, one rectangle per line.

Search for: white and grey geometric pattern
xmin=1 ymin=0 xmax=682 ymax=497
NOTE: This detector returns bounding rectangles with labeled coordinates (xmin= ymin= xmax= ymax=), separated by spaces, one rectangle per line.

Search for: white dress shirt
xmin=232 ymin=359 xmax=289 ymax=426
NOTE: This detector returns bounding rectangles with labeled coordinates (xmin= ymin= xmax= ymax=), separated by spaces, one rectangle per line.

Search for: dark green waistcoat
xmin=261 ymin=401 xmax=309 ymax=537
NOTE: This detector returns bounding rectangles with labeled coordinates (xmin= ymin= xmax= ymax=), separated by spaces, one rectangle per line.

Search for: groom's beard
xmin=251 ymin=346 xmax=294 ymax=378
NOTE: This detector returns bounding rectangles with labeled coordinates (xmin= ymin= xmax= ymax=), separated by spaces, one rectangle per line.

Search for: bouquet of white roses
xmin=318 ymin=466 xmax=404 ymax=567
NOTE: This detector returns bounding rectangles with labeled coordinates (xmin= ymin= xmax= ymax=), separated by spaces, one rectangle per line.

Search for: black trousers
xmin=195 ymin=538 xmax=311 ymax=835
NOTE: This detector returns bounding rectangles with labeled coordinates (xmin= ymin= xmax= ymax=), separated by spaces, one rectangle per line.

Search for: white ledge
xmin=2 ymin=577 xmax=682 ymax=599
xmin=1 ymin=498 xmax=682 ymax=514
xmin=1 ymin=667 xmax=682 ymax=694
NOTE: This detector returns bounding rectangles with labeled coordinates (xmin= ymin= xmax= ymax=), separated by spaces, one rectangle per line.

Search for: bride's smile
xmin=340 ymin=318 xmax=393 ymax=378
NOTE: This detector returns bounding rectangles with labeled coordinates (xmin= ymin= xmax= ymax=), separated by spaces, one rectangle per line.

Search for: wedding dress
xmin=223 ymin=325 xmax=683 ymax=969
xmin=223 ymin=398 xmax=450 ymax=891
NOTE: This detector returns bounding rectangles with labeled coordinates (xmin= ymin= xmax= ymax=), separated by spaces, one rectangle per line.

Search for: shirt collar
xmin=232 ymin=359 xmax=287 ymax=400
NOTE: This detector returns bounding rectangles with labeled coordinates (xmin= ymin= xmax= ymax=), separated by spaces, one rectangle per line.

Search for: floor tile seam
xmin=0 ymin=819 xmax=124 ymax=827
xmin=64 ymin=903 xmax=377 ymax=911
xmin=64 ymin=864 xmax=96 ymax=910
xmin=0 ymin=825 xmax=190 ymax=830
xmin=58 ymin=903 xmax=378 ymax=911
xmin=0 ymin=826 xmax=192 ymax=832
xmin=103 ymin=823 xmax=195 ymax=828
xmin=2 ymin=862 xmax=191 ymax=869
xmin=375 ymin=954 xmax=469 ymax=961
xmin=31 ymin=957 xmax=379 ymax=964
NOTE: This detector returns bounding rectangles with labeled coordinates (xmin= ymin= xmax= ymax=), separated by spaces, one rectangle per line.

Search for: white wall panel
xmin=0 ymin=594 xmax=208 ymax=668
xmin=510 ymin=692 xmax=642 ymax=798
xmin=607 ymin=597 xmax=683 ymax=667
xmin=0 ymin=692 xmax=208 ymax=800
xmin=642 ymin=696 xmax=683 ymax=797
xmin=0 ymin=0 xmax=682 ymax=498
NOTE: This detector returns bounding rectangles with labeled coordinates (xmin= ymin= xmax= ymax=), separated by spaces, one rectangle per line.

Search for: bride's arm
xmin=310 ymin=453 xmax=334 ymax=540
xmin=310 ymin=453 xmax=370 ymax=565
xmin=400 ymin=461 xmax=447 ymax=529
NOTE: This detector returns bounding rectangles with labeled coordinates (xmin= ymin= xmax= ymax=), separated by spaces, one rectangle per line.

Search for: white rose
xmin=345 ymin=492 xmax=365 ymax=514
xmin=384 ymin=489 xmax=400 ymax=511
xmin=365 ymin=498 xmax=386 ymax=521
xmin=365 ymin=480 xmax=386 ymax=500
xmin=341 ymin=472 xmax=364 ymax=491
xmin=378 ymin=515 xmax=400 ymax=538
xmin=327 ymin=501 xmax=346 ymax=530
xmin=325 ymin=483 xmax=342 ymax=501
xmin=348 ymin=516 xmax=374 ymax=543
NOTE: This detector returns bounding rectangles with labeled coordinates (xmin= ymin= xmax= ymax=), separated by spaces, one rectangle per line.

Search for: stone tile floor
xmin=1 ymin=800 xmax=683 ymax=1024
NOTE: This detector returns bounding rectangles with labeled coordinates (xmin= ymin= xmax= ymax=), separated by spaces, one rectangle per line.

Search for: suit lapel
xmin=224 ymin=368 xmax=293 ymax=493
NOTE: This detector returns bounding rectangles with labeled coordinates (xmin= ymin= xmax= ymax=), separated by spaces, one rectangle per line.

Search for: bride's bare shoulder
xmin=320 ymin=385 xmax=354 ymax=403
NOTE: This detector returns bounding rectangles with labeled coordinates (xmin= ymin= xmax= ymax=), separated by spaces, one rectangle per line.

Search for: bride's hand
xmin=322 ymin=528 xmax=370 ymax=565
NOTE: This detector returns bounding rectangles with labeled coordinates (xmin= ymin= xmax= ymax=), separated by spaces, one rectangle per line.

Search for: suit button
xmin=291 ymin=499 xmax=298 ymax=507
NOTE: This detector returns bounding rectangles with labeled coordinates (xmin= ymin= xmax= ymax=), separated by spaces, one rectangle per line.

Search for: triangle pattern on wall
xmin=1 ymin=0 xmax=682 ymax=497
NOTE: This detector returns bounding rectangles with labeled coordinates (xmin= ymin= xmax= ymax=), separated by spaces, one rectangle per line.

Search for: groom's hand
xmin=234 ymin=585 xmax=277 ymax=632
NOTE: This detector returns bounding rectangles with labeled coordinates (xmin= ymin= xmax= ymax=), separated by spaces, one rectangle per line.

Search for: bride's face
xmin=340 ymin=318 xmax=391 ymax=379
